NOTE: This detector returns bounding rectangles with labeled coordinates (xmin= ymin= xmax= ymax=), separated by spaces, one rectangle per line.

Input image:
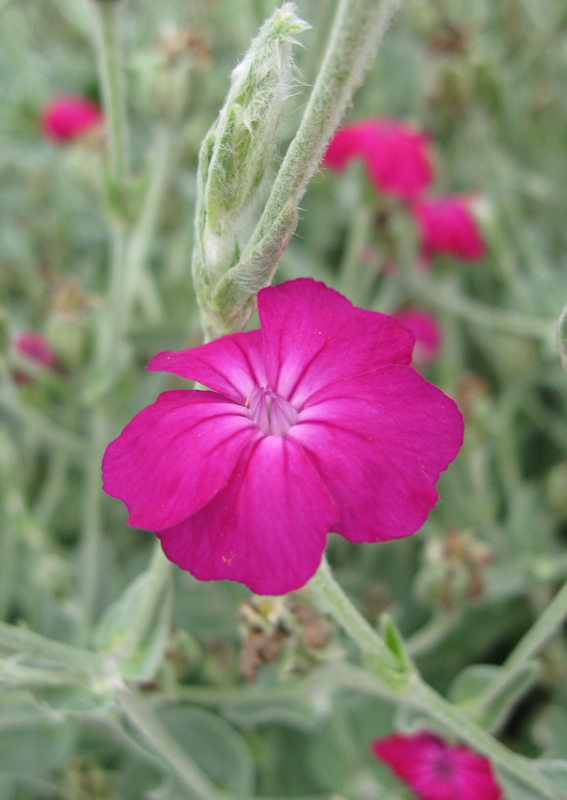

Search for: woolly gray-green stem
xmin=89 ymin=0 xmax=128 ymax=182
xmin=309 ymin=556 xmax=567 ymax=800
xmin=203 ymin=0 xmax=402 ymax=339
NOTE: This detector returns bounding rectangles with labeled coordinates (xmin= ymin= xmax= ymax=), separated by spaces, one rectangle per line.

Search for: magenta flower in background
xmin=394 ymin=309 xmax=442 ymax=365
xmin=41 ymin=95 xmax=103 ymax=143
xmin=411 ymin=195 xmax=485 ymax=263
xmin=102 ymin=279 xmax=463 ymax=595
xmin=371 ymin=732 xmax=502 ymax=800
xmin=324 ymin=119 xmax=434 ymax=201
xmin=13 ymin=332 xmax=58 ymax=384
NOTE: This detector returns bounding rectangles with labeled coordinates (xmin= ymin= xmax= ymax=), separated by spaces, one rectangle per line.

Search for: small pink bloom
xmin=324 ymin=119 xmax=434 ymax=200
xmin=102 ymin=279 xmax=463 ymax=595
xmin=13 ymin=332 xmax=58 ymax=384
xmin=41 ymin=95 xmax=103 ymax=143
xmin=411 ymin=196 xmax=485 ymax=262
xmin=372 ymin=732 xmax=502 ymax=800
xmin=394 ymin=309 xmax=442 ymax=365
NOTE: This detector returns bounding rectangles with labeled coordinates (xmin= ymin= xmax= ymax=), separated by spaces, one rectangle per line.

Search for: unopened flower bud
xmin=193 ymin=4 xmax=308 ymax=327
xmin=203 ymin=5 xmax=307 ymax=234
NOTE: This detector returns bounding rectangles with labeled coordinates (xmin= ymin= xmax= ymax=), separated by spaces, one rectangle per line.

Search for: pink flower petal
xmin=289 ymin=366 xmax=463 ymax=543
xmin=41 ymin=95 xmax=103 ymax=143
xmin=364 ymin=123 xmax=433 ymax=201
xmin=323 ymin=121 xmax=377 ymax=170
xmin=394 ymin=309 xmax=442 ymax=364
xmin=450 ymin=747 xmax=503 ymax=799
xmin=157 ymin=435 xmax=338 ymax=595
xmin=411 ymin=196 xmax=485 ymax=262
xmin=258 ymin=279 xmax=414 ymax=406
xmin=14 ymin=332 xmax=58 ymax=370
xmin=102 ymin=390 xmax=256 ymax=531
xmin=148 ymin=329 xmax=266 ymax=403
xmin=371 ymin=733 xmax=502 ymax=800
xmin=324 ymin=119 xmax=434 ymax=200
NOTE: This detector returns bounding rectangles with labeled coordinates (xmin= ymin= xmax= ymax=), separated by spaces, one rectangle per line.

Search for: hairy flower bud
xmin=204 ymin=4 xmax=307 ymax=234
xmin=192 ymin=4 xmax=307 ymax=332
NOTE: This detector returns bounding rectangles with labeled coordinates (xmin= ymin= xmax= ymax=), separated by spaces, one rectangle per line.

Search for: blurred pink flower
xmin=411 ymin=196 xmax=485 ymax=262
xmin=13 ymin=332 xmax=58 ymax=384
xmin=372 ymin=732 xmax=502 ymax=800
xmin=324 ymin=119 xmax=434 ymax=200
xmin=41 ymin=95 xmax=103 ymax=143
xmin=102 ymin=279 xmax=463 ymax=595
xmin=394 ymin=309 xmax=442 ymax=364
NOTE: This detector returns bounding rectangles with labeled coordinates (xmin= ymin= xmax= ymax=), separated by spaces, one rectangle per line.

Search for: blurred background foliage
xmin=1 ymin=0 xmax=567 ymax=798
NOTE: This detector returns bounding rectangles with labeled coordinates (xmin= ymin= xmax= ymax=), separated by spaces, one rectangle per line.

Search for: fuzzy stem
xmin=168 ymin=662 xmax=395 ymax=707
xmin=244 ymin=0 xmax=402 ymax=254
xmin=0 ymin=392 xmax=85 ymax=456
xmin=410 ymin=680 xmax=567 ymax=800
xmin=411 ymin=273 xmax=553 ymax=340
xmin=0 ymin=622 xmax=106 ymax=673
xmin=80 ymin=412 xmax=108 ymax=634
xmin=405 ymin=611 xmax=461 ymax=658
xmin=89 ymin=0 xmax=128 ymax=183
xmin=123 ymin=125 xmax=172 ymax=320
xmin=338 ymin=205 xmax=373 ymax=297
xmin=201 ymin=0 xmax=402 ymax=340
xmin=86 ymin=0 xmax=131 ymax=403
xmin=308 ymin=557 xmax=567 ymax=800
xmin=116 ymin=686 xmax=229 ymax=800
xmin=309 ymin=556 xmax=407 ymax=687
xmin=557 ymin=298 xmax=567 ymax=370
xmin=471 ymin=578 xmax=567 ymax=717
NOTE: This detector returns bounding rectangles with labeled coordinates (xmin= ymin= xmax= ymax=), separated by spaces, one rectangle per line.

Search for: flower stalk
xmin=557 ymin=298 xmax=567 ymax=370
xmin=80 ymin=412 xmax=108 ymax=633
xmin=469 ymin=577 xmax=567 ymax=718
xmin=309 ymin=556 xmax=409 ymax=689
xmin=89 ymin=0 xmax=128 ymax=183
xmin=309 ymin=557 xmax=567 ymax=800
xmin=116 ymin=686 xmax=229 ymax=800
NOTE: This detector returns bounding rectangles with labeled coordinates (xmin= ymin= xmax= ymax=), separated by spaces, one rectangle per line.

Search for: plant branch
xmin=470 ymin=578 xmax=567 ymax=718
xmin=117 ymin=686 xmax=229 ymax=800
xmin=89 ymin=0 xmax=128 ymax=182
xmin=246 ymin=0 xmax=402 ymax=251
xmin=308 ymin=558 xmax=567 ymax=800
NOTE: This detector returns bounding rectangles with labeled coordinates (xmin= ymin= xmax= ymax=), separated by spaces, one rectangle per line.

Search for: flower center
xmin=247 ymin=386 xmax=298 ymax=437
xmin=431 ymin=753 xmax=454 ymax=782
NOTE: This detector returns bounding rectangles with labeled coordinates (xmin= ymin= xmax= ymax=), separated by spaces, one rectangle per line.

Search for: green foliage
xmin=95 ymin=564 xmax=173 ymax=681
xmin=0 ymin=699 xmax=76 ymax=775
xmin=1 ymin=0 xmax=567 ymax=797
xmin=157 ymin=706 xmax=255 ymax=795
xmin=448 ymin=661 xmax=540 ymax=731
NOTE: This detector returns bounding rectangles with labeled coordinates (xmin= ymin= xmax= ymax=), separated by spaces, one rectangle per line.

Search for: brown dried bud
xmin=429 ymin=22 xmax=470 ymax=54
xmin=453 ymin=372 xmax=491 ymax=423
xmin=157 ymin=28 xmax=212 ymax=70
xmin=240 ymin=629 xmax=288 ymax=682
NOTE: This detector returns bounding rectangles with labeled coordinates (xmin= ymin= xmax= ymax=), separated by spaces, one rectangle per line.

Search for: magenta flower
xmin=411 ymin=196 xmax=485 ymax=263
xmin=41 ymin=95 xmax=103 ymax=143
xmin=324 ymin=119 xmax=434 ymax=201
xmin=102 ymin=279 xmax=463 ymax=595
xmin=372 ymin=732 xmax=502 ymax=800
xmin=13 ymin=332 xmax=58 ymax=384
xmin=394 ymin=309 xmax=442 ymax=365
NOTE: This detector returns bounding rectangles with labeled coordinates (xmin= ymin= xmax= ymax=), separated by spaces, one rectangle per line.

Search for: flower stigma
xmin=248 ymin=385 xmax=298 ymax=437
